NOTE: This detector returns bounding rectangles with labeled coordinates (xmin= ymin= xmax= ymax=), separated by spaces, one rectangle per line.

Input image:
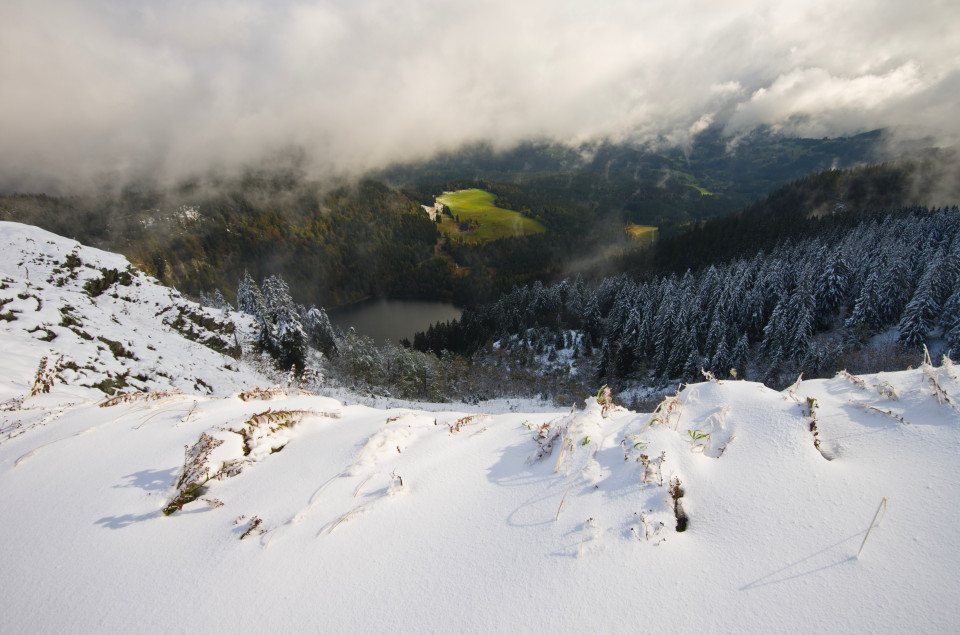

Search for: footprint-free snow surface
xmin=1 ymin=221 xmax=959 ymax=632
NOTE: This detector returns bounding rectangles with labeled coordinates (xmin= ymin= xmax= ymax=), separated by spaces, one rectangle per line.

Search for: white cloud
xmin=1 ymin=0 xmax=959 ymax=190
xmin=725 ymin=63 xmax=934 ymax=137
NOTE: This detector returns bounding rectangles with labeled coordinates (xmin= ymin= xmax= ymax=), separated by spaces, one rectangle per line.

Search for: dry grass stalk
xmin=850 ymin=401 xmax=911 ymax=425
xmin=578 ymin=517 xmax=596 ymax=559
xmin=353 ymin=472 xmax=379 ymax=498
xmin=237 ymin=386 xmax=287 ymax=401
xmin=926 ymin=375 xmax=952 ymax=406
xmin=29 ymin=355 xmax=64 ymax=398
xmin=645 ymin=387 xmax=685 ymax=431
xmin=263 ymin=465 xmax=353 ymax=549
xmin=838 ymin=370 xmax=866 ymax=389
xmin=15 ymin=426 xmax=93 ymax=467
xmin=240 ymin=516 xmax=265 ymax=540
xmin=857 ymin=497 xmax=888 ymax=558
xmin=100 ymin=389 xmax=180 ymax=408
xmin=874 ymin=380 xmax=898 ymax=400
xmin=1 ymin=396 xmax=24 ymax=412
xmin=554 ymin=426 xmax=575 ymax=474
xmin=133 ymin=404 xmax=192 ymax=430
xmin=14 ymin=407 xmax=131 ymax=466
xmin=180 ymin=400 xmax=200 ymax=424
xmin=449 ymin=415 xmax=474 ymax=434
xmin=233 ymin=408 xmax=337 ymax=456
xmin=448 ymin=414 xmax=490 ymax=434
xmin=306 ymin=467 xmax=352 ymax=512
xmin=322 ymin=473 xmax=402 ymax=536
xmin=532 ymin=418 xmax=564 ymax=462
xmin=321 ymin=499 xmax=380 ymax=536
xmin=783 ymin=373 xmax=804 ymax=402
xmin=920 ymin=352 xmax=953 ymax=407
xmin=555 ymin=464 xmax=590 ymax=521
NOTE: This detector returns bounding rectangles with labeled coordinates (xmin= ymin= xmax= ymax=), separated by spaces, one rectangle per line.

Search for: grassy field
xmin=434 ymin=189 xmax=546 ymax=244
xmin=625 ymin=223 xmax=659 ymax=245
xmin=662 ymin=167 xmax=716 ymax=196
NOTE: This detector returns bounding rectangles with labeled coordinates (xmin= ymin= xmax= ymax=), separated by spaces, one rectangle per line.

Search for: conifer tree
xmin=877 ymin=253 xmax=911 ymax=325
xmin=761 ymin=295 xmax=790 ymax=360
xmin=682 ymin=347 xmax=703 ymax=383
xmin=257 ymin=274 xmax=307 ymax=371
xmin=939 ymin=286 xmax=960 ymax=335
xmin=710 ymin=337 xmax=730 ymax=377
xmin=731 ymin=334 xmax=750 ymax=378
xmin=213 ymin=289 xmax=228 ymax=311
xmin=236 ymin=270 xmax=265 ymax=316
xmin=898 ymin=253 xmax=946 ymax=347
xmin=305 ymin=306 xmax=339 ymax=357
xmin=846 ymin=269 xmax=883 ymax=335
xmin=815 ymin=248 xmax=850 ymax=326
xmin=787 ymin=288 xmax=816 ymax=361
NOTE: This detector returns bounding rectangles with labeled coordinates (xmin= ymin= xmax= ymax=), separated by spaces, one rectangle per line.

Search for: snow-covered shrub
xmin=164 ymin=433 xmax=235 ymax=516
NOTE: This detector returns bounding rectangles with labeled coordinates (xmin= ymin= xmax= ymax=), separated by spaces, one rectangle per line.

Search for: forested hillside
xmin=383 ymin=128 xmax=885 ymax=233
xmin=415 ymin=204 xmax=960 ymax=393
xmin=642 ymin=153 xmax=960 ymax=273
xmin=0 ymin=180 xmax=446 ymax=307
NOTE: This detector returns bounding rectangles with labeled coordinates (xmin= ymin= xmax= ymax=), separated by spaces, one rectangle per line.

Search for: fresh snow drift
xmin=1 ymin=221 xmax=959 ymax=632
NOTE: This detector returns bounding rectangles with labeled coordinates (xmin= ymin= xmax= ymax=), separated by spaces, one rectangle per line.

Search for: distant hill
xmin=642 ymin=150 xmax=960 ymax=274
xmin=383 ymin=128 xmax=886 ymax=232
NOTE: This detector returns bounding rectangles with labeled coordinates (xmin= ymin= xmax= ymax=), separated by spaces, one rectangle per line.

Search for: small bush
xmin=91 ymin=372 xmax=129 ymax=395
xmin=83 ymin=268 xmax=132 ymax=297
xmin=63 ymin=252 xmax=82 ymax=270
xmin=97 ymin=336 xmax=137 ymax=360
xmin=164 ymin=432 xmax=235 ymax=516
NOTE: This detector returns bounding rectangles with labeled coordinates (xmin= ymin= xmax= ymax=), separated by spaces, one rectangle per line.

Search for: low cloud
xmin=2 ymin=0 xmax=959 ymax=191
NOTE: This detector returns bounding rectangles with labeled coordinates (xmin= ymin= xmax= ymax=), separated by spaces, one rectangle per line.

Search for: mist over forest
xmin=3 ymin=0 xmax=960 ymax=193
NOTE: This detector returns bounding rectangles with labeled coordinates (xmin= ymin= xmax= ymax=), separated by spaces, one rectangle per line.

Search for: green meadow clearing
xmin=625 ymin=222 xmax=659 ymax=245
xmin=434 ymin=189 xmax=546 ymax=244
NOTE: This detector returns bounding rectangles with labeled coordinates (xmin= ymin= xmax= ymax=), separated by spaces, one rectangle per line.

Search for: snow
xmin=1 ymin=221 xmax=959 ymax=632
xmin=0 ymin=221 xmax=266 ymax=403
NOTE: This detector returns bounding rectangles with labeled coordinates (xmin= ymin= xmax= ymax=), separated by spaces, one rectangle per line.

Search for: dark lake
xmin=328 ymin=298 xmax=462 ymax=344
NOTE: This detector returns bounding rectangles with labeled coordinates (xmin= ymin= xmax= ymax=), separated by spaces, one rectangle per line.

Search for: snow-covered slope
xmin=0 ymin=221 xmax=270 ymax=408
xmin=1 ymin=221 xmax=959 ymax=632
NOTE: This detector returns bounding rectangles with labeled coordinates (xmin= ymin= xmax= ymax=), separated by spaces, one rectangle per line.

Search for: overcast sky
xmin=2 ymin=0 xmax=959 ymax=191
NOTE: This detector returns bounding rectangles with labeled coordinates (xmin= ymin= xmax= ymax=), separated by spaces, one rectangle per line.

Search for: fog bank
xmin=2 ymin=0 xmax=959 ymax=191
